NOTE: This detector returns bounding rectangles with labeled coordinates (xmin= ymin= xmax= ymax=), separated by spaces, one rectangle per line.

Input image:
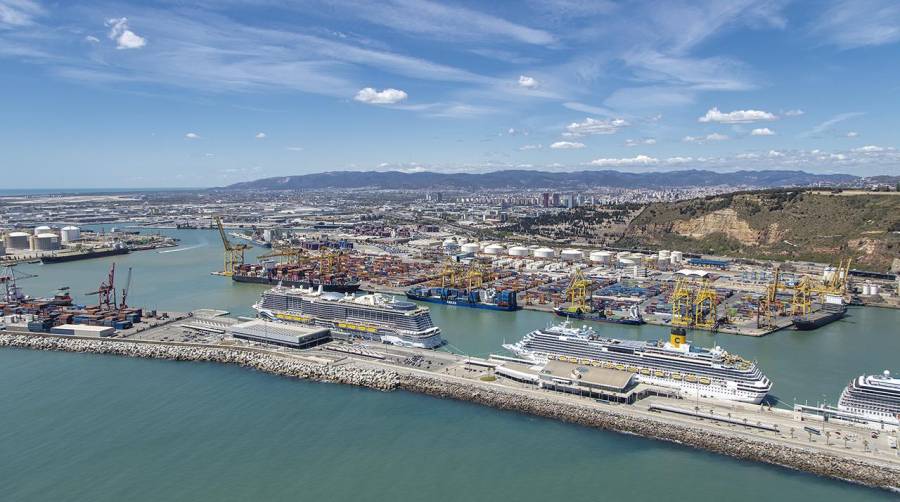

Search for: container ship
xmin=254 ymin=285 xmax=444 ymax=349
xmin=793 ymin=295 xmax=846 ymax=330
xmin=232 ymin=262 xmax=360 ymax=293
xmin=405 ymin=286 xmax=519 ymax=311
xmin=41 ymin=246 xmax=130 ymax=264
xmin=553 ymin=303 xmax=645 ymax=325
xmin=504 ymin=323 xmax=771 ymax=404
xmin=837 ymin=370 xmax=900 ymax=426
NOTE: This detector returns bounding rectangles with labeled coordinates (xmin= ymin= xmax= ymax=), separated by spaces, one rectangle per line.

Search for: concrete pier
xmin=1 ymin=323 xmax=898 ymax=493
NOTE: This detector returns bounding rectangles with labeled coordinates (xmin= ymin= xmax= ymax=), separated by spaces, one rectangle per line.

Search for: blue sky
xmin=1 ymin=0 xmax=899 ymax=188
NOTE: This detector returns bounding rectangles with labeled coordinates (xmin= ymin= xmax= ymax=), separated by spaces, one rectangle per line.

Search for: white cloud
xmin=255 ymin=132 xmax=266 ymax=139
xmin=354 ymin=87 xmax=408 ymax=105
xmin=563 ymin=102 xmax=614 ymax=116
xmin=550 ymin=141 xmax=585 ymax=149
xmin=683 ymin=133 xmax=728 ymax=143
xmin=698 ymin=107 xmax=777 ymax=123
xmin=185 ymin=132 xmax=200 ymax=139
xmin=784 ymin=109 xmax=805 ymax=116
xmin=852 ymin=145 xmax=889 ymax=152
xmin=105 ymin=17 xmax=146 ymax=50
xmin=590 ymin=155 xmax=658 ymax=167
xmin=518 ymin=75 xmax=538 ymax=88
xmin=565 ymin=117 xmax=628 ymax=136
xmin=84 ymin=35 xmax=100 ymax=43
xmin=285 ymin=146 xmax=304 ymax=151
xmin=625 ymin=138 xmax=657 ymax=147
xmin=204 ymin=152 xmax=215 ymax=158
xmin=768 ymin=150 xmax=784 ymax=157
xmin=751 ymin=127 xmax=776 ymax=136
xmin=846 ymin=131 xmax=859 ymax=138
xmin=518 ymin=144 xmax=542 ymax=150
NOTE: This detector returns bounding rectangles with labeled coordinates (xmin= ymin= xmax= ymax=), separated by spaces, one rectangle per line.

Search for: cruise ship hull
xmin=233 ymin=274 xmax=360 ymax=293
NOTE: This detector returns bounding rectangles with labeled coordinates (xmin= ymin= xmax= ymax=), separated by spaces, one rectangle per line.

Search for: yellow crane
xmin=791 ymin=276 xmax=813 ymax=316
xmin=560 ymin=268 xmax=592 ymax=315
xmin=670 ymin=277 xmax=694 ymax=327
xmin=215 ymin=216 xmax=249 ymax=276
xmin=693 ymin=278 xmax=719 ymax=329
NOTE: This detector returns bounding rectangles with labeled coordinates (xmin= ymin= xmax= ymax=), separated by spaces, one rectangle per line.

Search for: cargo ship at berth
xmin=254 ymin=286 xmax=444 ymax=349
xmin=504 ymin=323 xmax=771 ymax=404
xmin=793 ymin=295 xmax=846 ymax=331
xmin=553 ymin=303 xmax=645 ymax=325
xmin=41 ymin=247 xmax=130 ymax=264
xmin=232 ymin=273 xmax=360 ymax=293
xmin=405 ymin=286 xmax=519 ymax=311
xmin=837 ymin=370 xmax=900 ymax=426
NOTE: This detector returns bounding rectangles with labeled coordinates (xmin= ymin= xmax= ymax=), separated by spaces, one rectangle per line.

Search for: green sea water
xmin=4 ymin=228 xmax=898 ymax=501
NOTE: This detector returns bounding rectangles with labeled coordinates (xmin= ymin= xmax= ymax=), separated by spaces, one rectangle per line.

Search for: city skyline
xmin=2 ymin=0 xmax=899 ymax=187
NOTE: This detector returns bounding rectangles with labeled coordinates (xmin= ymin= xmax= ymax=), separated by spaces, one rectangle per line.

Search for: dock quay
xmin=0 ymin=314 xmax=898 ymax=493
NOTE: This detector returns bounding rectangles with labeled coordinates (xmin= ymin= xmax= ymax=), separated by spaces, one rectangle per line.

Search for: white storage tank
xmin=669 ymin=251 xmax=683 ymax=264
xmin=533 ymin=247 xmax=555 ymax=259
xmin=34 ymin=233 xmax=60 ymax=251
xmin=508 ymin=246 xmax=530 ymax=257
xmin=589 ymin=251 xmax=612 ymax=264
xmin=33 ymin=225 xmax=52 ymax=236
xmin=560 ymin=249 xmax=583 ymax=261
xmin=484 ymin=244 xmax=505 ymax=255
xmin=5 ymin=231 xmax=30 ymax=250
xmin=619 ymin=257 xmax=636 ymax=266
xmin=60 ymin=226 xmax=81 ymax=244
xmin=460 ymin=243 xmax=480 ymax=254
xmin=659 ymin=250 xmax=671 ymax=261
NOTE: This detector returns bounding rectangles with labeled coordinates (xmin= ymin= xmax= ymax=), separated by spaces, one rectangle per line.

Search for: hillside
xmin=222 ymin=169 xmax=859 ymax=190
xmin=617 ymin=190 xmax=900 ymax=271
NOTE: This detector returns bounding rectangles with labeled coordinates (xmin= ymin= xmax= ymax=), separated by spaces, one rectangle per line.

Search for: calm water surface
xmin=5 ymin=228 xmax=898 ymax=501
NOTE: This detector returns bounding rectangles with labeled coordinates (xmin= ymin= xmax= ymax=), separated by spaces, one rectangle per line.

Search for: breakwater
xmin=1 ymin=333 xmax=898 ymax=493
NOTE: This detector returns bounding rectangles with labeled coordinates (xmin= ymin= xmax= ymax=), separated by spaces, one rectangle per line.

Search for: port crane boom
xmin=215 ymin=216 xmax=249 ymax=276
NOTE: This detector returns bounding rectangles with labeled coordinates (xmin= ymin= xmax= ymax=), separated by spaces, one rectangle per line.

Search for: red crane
xmin=86 ymin=263 xmax=116 ymax=310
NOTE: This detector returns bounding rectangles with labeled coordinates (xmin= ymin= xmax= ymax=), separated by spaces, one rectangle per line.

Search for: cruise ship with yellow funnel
xmin=504 ymin=323 xmax=771 ymax=404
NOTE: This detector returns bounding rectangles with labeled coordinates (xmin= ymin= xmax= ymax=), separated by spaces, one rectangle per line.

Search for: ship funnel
xmin=670 ymin=327 xmax=687 ymax=348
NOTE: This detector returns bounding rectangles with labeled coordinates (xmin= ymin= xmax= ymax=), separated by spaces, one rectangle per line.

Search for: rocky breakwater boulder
xmin=0 ymin=334 xmax=400 ymax=392
xmin=396 ymin=373 xmax=900 ymax=492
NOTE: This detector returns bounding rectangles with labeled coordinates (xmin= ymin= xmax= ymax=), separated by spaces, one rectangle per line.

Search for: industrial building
xmin=227 ymin=319 xmax=331 ymax=348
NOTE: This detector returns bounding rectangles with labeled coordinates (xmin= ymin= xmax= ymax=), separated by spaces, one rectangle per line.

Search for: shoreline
xmin=1 ymin=332 xmax=898 ymax=493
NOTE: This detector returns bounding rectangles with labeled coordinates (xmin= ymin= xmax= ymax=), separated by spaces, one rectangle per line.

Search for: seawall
xmin=1 ymin=333 xmax=898 ymax=493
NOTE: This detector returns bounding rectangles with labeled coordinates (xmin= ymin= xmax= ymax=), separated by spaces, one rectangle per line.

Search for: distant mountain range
xmin=222 ymin=169 xmax=861 ymax=191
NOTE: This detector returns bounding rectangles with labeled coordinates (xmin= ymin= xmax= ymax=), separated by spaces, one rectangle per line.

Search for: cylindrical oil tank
xmin=618 ymin=257 xmax=636 ymax=266
xmin=60 ymin=226 xmax=81 ymax=243
xmin=460 ymin=243 xmax=480 ymax=254
xmin=659 ymin=249 xmax=671 ymax=261
xmin=589 ymin=250 xmax=612 ymax=263
xmin=560 ymin=249 xmax=583 ymax=261
xmin=34 ymin=233 xmax=60 ymax=251
xmin=484 ymin=244 xmax=505 ymax=255
xmin=508 ymin=246 xmax=530 ymax=257
xmin=6 ymin=231 xmax=30 ymax=250
xmin=669 ymin=251 xmax=683 ymax=264
xmin=533 ymin=247 xmax=555 ymax=259
xmin=33 ymin=225 xmax=52 ymax=236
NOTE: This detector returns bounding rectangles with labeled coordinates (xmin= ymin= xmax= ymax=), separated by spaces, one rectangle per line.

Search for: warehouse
xmin=227 ymin=319 xmax=330 ymax=348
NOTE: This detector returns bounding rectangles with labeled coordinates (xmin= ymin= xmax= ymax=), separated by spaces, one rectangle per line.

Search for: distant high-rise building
xmin=541 ymin=192 xmax=550 ymax=207
xmin=552 ymin=193 xmax=561 ymax=206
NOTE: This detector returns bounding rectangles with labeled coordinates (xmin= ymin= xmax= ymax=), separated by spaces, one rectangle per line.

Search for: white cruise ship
xmin=254 ymin=286 xmax=444 ymax=349
xmin=504 ymin=322 xmax=772 ymax=404
xmin=837 ymin=370 xmax=900 ymax=426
